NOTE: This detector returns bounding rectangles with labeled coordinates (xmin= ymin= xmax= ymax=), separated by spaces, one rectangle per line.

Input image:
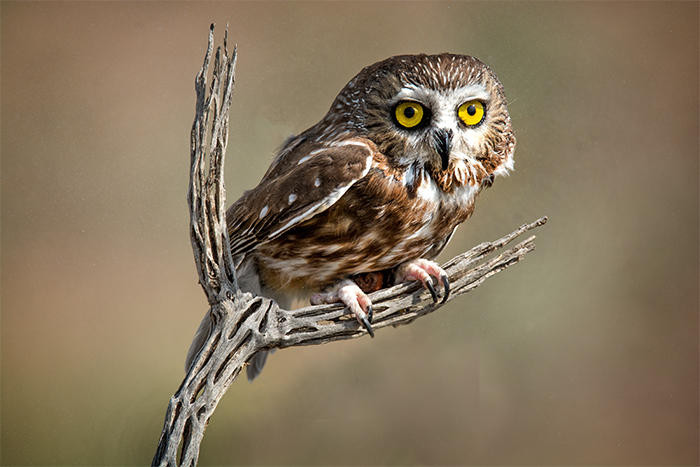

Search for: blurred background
xmin=2 ymin=2 xmax=698 ymax=465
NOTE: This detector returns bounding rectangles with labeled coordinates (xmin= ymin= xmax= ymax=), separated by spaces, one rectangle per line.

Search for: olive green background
xmin=2 ymin=2 xmax=698 ymax=465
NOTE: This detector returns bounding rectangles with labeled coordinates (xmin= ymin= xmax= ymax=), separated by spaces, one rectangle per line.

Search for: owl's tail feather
xmin=246 ymin=350 xmax=271 ymax=381
xmin=184 ymin=309 xmax=271 ymax=382
xmin=185 ymin=311 xmax=274 ymax=382
xmin=185 ymin=309 xmax=214 ymax=374
xmin=186 ymin=256 xmax=288 ymax=380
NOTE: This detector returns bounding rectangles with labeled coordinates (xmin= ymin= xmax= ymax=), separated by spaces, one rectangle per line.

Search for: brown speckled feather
xmin=227 ymin=138 xmax=377 ymax=257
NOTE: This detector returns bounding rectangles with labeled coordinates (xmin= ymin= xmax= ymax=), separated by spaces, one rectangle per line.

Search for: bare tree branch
xmin=152 ymin=24 xmax=547 ymax=467
xmin=189 ymin=24 xmax=238 ymax=305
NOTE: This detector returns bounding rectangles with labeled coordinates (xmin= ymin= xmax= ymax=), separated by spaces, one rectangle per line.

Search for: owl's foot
xmin=395 ymin=259 xmax=450 ymax=304
xmin=311 ymin=279 xmax=375 ymax=337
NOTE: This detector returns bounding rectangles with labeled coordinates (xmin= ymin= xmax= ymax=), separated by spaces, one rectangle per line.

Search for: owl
xmin=187 ymin=53 xmax=515 ymax=380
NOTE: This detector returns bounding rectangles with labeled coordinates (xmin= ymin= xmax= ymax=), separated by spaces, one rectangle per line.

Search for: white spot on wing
xmin=298 ymin=155 xmax=313 ymax=164
xmin=260 ymin=205 xmax=269 ymax=218
xmin=268 ymin=154 xmax=372 ymax=239
xmin=288 ymin=193 xmax=297 ymax=204
xmin=331 ymin=140 xmax=370 ymax=149
xmin=268 ymin=185 xmax=352 ymax=238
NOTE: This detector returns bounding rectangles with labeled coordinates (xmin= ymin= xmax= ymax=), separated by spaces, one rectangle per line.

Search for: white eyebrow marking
xmin=393 ymin=83 xmax=490 ymax=107
xmin=260 ymin=205 xmax=269 ymax=218
xmin=314 ymin=178 xmax=321 ymax=187
xmin=288 ymin=193 xmax=297 ymax=204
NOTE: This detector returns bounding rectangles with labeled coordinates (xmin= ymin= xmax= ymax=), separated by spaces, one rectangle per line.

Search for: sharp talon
xmin=366 ymin=304 xmax=373 ymax=323
xmin=440 ymin=273 xmax=450 ymax=304
xmin=360 ymin=315 xmax=375 ymax=338
xmin=426 ymin=278 xmax=438 ymax=303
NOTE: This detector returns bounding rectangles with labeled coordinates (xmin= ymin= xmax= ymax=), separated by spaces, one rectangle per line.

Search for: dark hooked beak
xmin=432 ymin=129 xmax=453 ymax=171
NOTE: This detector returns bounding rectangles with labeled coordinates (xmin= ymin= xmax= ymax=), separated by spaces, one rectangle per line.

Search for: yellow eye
xmin=395 ymin=101 xmax=425 ymax=129
xmin=458 ymin=100 xmax=485 ymax=126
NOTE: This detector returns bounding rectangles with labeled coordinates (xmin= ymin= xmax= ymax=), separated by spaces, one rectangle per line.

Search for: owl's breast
xmin=254 ymin=165 xmax=477 ymax=292
xmin=363 ymin=166 xmax=479 ymax=263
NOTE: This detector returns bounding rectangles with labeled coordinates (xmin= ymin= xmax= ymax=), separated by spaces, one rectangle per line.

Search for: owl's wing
xmin=226 ymin=137 xmax=376 ymax=256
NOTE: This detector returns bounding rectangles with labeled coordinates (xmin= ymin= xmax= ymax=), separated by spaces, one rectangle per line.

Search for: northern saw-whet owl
xmin=187 ymin=53 xmax=515 ymax=380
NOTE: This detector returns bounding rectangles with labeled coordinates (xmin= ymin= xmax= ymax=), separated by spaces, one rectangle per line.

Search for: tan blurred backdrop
xmin=1 ymin=2 xmax=698 ymax=465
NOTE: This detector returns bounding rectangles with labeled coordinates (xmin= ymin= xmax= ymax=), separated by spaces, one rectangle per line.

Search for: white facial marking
xmin=454 ymin=161 xmax=467 ymax=185
xmin=393 ymin=84 xmax=489 ymax=109
xmin=416 ymin=173 xmax=439 ymax=202
xmin=493 ymin=154 xmax=515 ymax=176
xmin=391 ymin=83 xmax=494 ymax=170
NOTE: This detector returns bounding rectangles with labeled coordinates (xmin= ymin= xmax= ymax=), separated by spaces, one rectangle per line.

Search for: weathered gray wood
xmin=152 ymin=24 xmax=546 ymax=467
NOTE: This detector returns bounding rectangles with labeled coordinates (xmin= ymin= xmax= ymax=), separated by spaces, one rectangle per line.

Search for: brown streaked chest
xmin=255 ymin=165 xmax=477 ymax=291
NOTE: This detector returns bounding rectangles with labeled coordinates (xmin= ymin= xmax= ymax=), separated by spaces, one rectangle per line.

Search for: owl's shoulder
xmin=226 ymin=136 xmax=380 ymax=256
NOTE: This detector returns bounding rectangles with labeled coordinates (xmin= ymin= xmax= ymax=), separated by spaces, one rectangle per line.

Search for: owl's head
xmin=317 ymin=54 xmax=515 ymax=190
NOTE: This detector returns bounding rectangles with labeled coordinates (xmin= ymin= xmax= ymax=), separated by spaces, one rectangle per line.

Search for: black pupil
xmin=467 ymin=104 xmax=476 ymax=116
xmin=403 ymin=106 xmax=416 ymax=118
